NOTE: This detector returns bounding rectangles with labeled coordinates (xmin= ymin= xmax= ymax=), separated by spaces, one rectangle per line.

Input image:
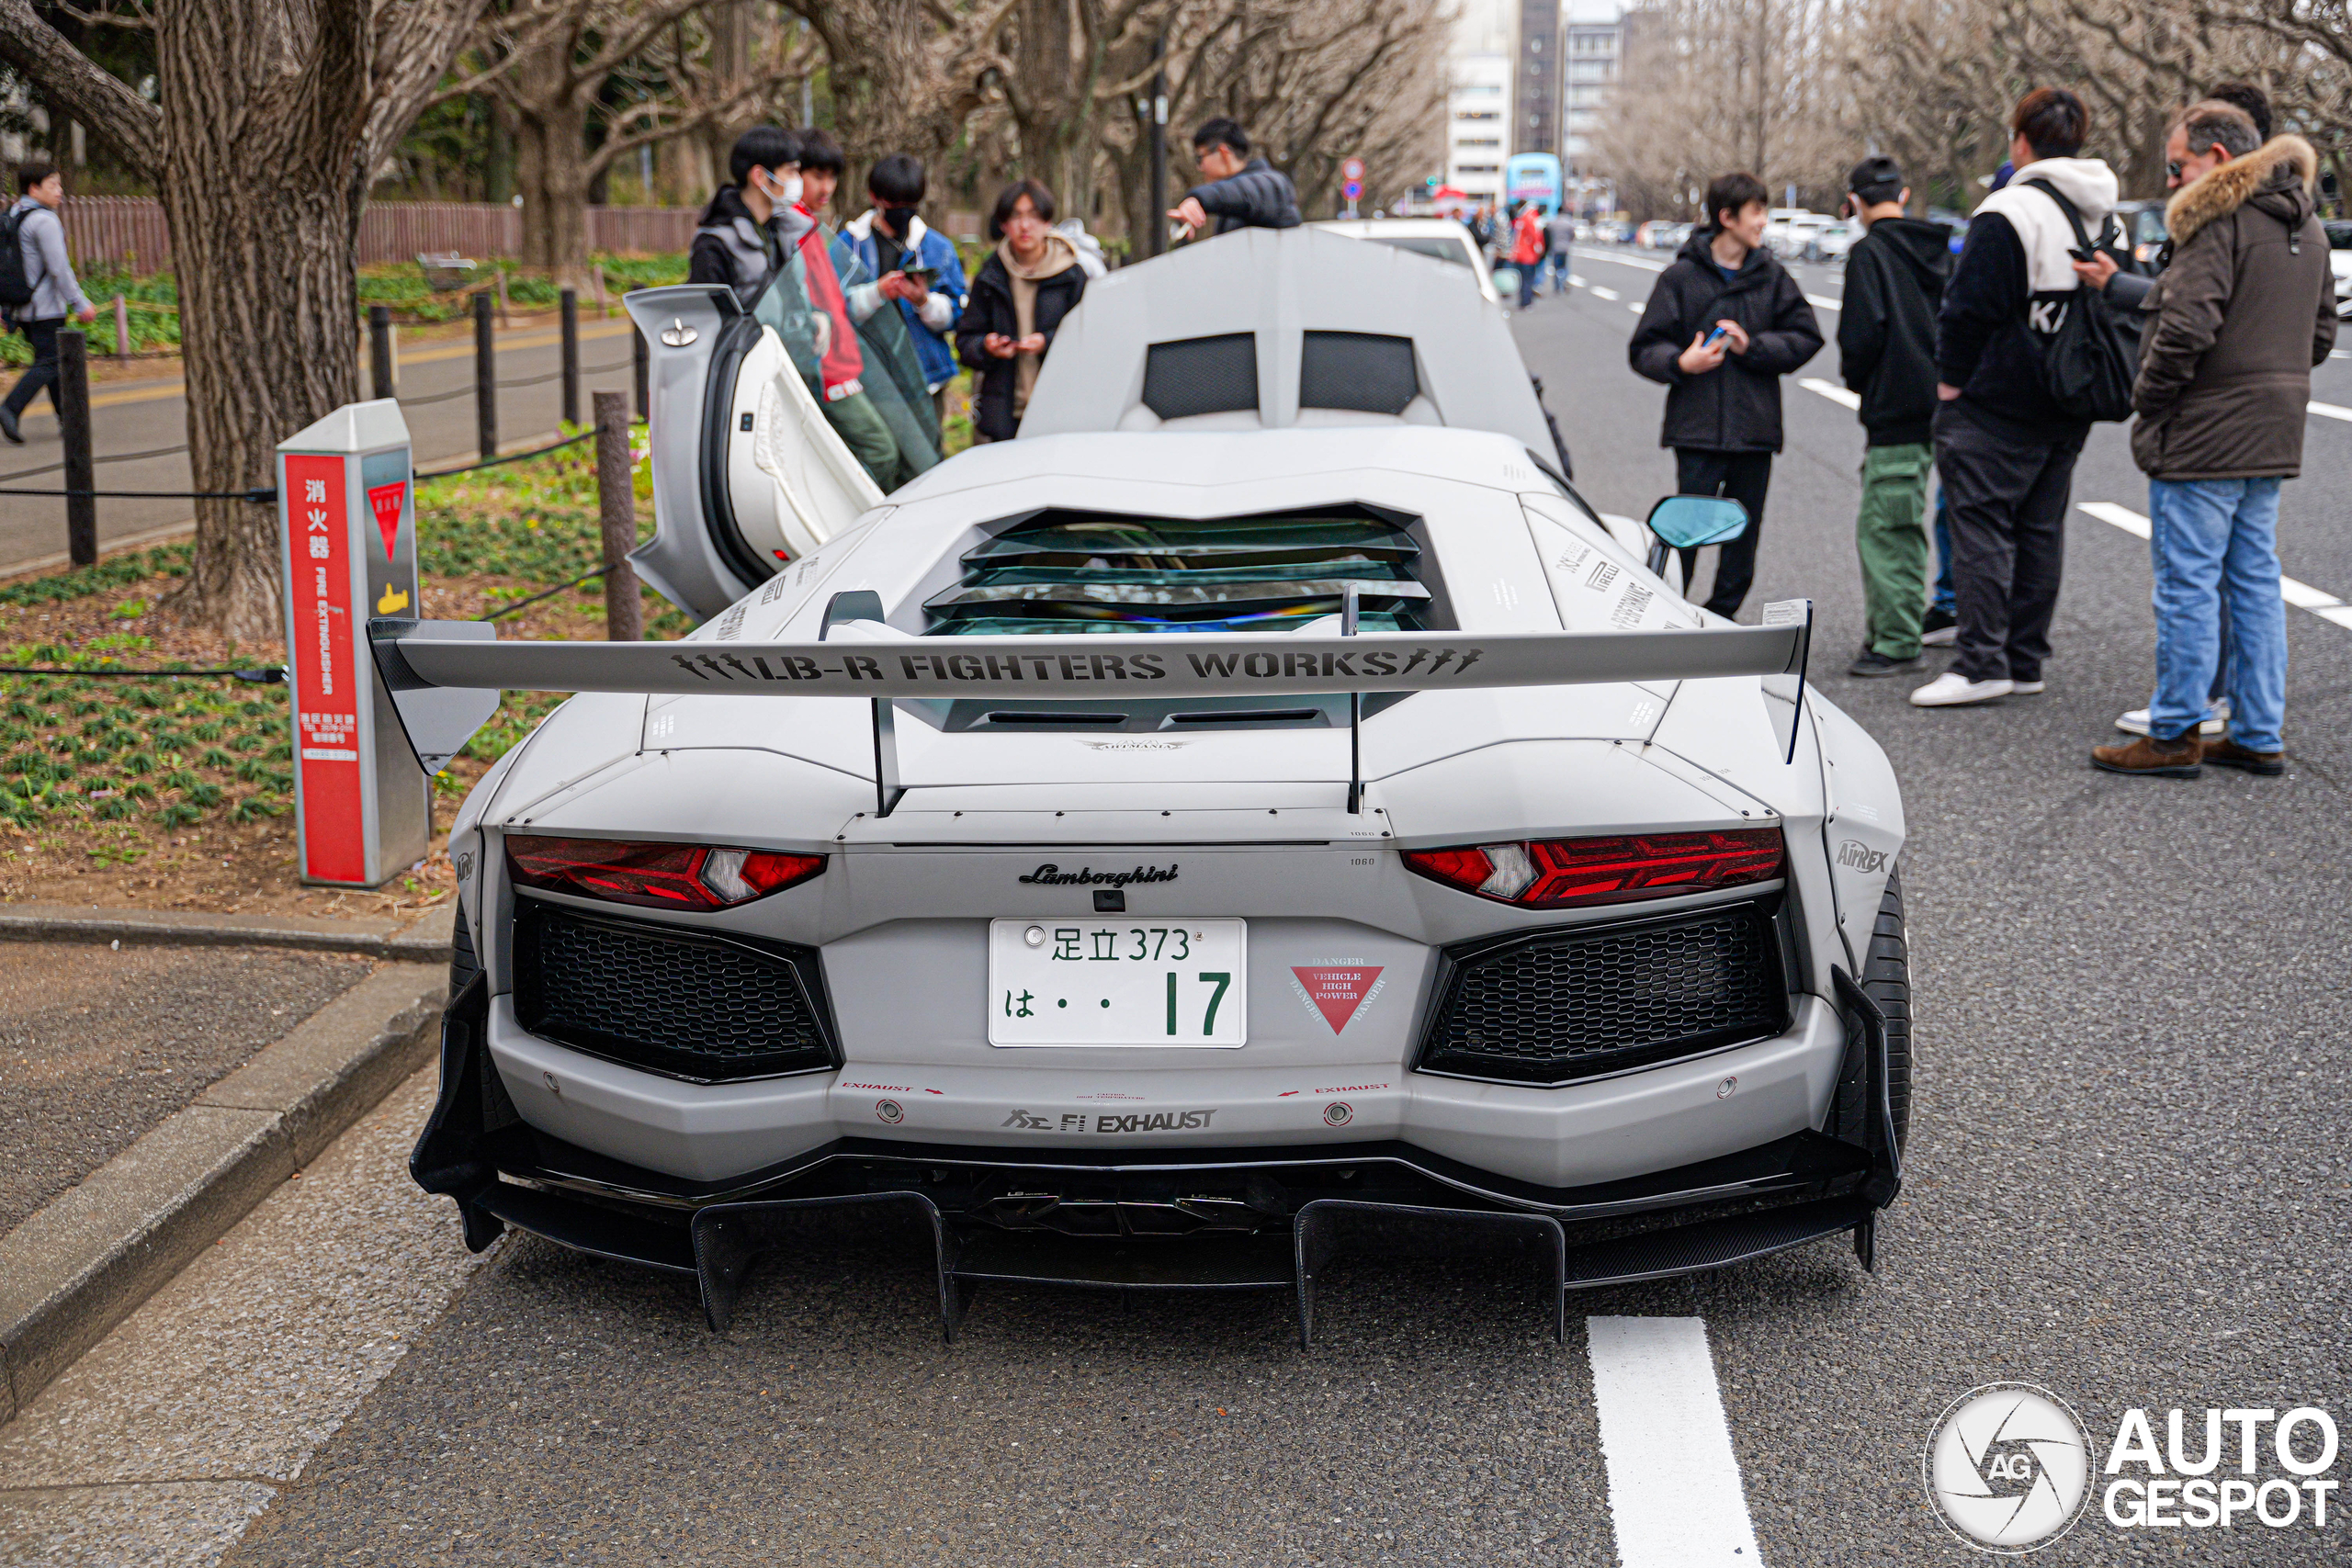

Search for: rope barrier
xmin=0 ymin=664 xmax=284 ymax=682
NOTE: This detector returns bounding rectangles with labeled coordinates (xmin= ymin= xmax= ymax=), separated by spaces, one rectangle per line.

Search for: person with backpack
xmin=1627 ymin=171 xmax=1823 ymax=618
xmin=1 ymin=163 xmax=98 ymax=446
xmin=1837 ymin=156 xmax=1952 ymax=677
xmin=1912 ymin=88 xmax=2122 ymax=707
xmin=2089 ymin=102 xmax=2336 ymax=777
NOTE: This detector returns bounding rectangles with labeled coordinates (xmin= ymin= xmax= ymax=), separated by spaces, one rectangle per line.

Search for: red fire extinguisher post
xmin=277 ymin=399 xmax=429 ymax=887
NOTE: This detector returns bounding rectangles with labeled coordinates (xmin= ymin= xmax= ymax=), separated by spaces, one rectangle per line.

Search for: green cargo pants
xmin=822 ymin=389 xmax=911 ymax=492
xmin=1857 ymin=442 xmax=1932 ymax=660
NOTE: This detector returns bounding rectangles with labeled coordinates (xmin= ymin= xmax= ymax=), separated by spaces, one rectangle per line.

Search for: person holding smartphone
xmin=1627 ymin=171 xmax=1824 ymax=617
xmin=842 ymin=153 xmax=969 ymax=425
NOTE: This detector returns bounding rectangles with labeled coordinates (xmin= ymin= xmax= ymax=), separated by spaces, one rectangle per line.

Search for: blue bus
xmin=1503 ymin=152 xmax=1564 ymax=216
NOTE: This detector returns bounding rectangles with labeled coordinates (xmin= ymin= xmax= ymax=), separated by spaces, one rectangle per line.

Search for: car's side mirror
xmin=1644 ymin=495 xmax=1749 ymax=579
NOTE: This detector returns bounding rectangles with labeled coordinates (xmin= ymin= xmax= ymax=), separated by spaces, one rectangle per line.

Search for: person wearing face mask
xmin=954 ymin=181 xmax=1089 ymax=443
xmin=842 ymin=153 xmax=968 ymax=426
xmin=689 ymin=127 xmax=804 ymax=306
xmin=691 ymin=128 xmax=930 ymax=491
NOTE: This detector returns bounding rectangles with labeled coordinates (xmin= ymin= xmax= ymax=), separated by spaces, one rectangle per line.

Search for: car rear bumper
xmin=416 ymin=975 xmax=1905 ymax=1343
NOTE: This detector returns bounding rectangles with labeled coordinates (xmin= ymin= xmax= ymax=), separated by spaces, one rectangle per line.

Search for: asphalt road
xmin=0 ymin=313 xmax=642 ymax=579
xmin=18 ymin=249 xmax=2352 ymax=1566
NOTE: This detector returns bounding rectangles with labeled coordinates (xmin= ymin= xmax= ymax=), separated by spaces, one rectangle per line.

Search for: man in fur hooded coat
xmin=2092 ymin=102 xmax=2337 ymax=778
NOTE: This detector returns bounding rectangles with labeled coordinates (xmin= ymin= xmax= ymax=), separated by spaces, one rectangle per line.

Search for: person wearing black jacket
xmin=1628 ymin=171 xmax=1824 ymax=617
xmin=955 ymin=180 xmax=1088 ymax=443
xmin=1913 ymin=86 xmax=2119 ymax=708
xmin=1837 ymin=156 xmax=1953 ymax=676
xmin=1170 ymin=118 xmax=1300 ymax=239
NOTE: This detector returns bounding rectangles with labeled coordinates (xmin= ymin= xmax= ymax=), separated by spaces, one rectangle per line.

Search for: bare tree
xmin=446 ymin=0 xmax=813 ymax=284
xmin=775 ymin=0 xmax=1019 ymax=194
xmin=0 ymin=0 xmax=487 ymax=638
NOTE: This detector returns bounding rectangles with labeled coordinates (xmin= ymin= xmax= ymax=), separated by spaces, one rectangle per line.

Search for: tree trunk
xmin=148 ymin=6 xmax=377 ymax=644
xmin=513 ymin=100 xmax=594 ymax=285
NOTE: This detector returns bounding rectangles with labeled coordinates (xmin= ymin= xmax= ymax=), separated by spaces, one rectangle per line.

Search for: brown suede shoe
xmin=2202 ymin=736 xmax=2285 ymax=776
xmin=2091 ymin=733 xmax=2202 ymax=777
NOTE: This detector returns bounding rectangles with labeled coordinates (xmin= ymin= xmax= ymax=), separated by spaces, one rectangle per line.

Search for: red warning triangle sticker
xmin=366 ymin=481 xmax=407 ymax=560
xmin=1291 ymin=966 xmax=1384 ymax=1033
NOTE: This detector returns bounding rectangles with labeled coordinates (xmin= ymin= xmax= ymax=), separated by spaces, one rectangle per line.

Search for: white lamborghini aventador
xmin=379 ymin=227 xmax=1910 ymax=1344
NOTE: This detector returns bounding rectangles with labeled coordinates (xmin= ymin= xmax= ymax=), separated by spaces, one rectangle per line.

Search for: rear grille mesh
xmin=1417 ymin=904 xmax=1787 ymax=1085
xmin=514 ymin=900 xmax=836 ymax=1082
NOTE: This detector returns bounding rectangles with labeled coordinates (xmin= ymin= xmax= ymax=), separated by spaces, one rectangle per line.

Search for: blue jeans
xmin=2148 ymin=477 xmax=2287 ymax=751
xmin=1545 ymin=248 xmax=1570 ymax=290
xmin=1930 ymin=488 xmax=1955 ymax=615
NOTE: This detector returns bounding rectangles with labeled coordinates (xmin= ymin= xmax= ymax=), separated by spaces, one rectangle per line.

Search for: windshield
xmin=1370 ymin=236 xmax=1471 ymax=270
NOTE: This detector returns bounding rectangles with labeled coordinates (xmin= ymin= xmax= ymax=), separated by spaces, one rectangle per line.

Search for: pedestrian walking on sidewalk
xmin=1628 ymin=171 xmax=1824 ymax=618
xmin=1913 ymin=88 xmax=2120 ymax=708
xmin=1169 ymin=118 xmax=1300 ymax=240
xmin=1838 ymin=156 xmax=1952 ymax=677
xmin=0 ymin=163 xmax=98 ymax=446
xmin=2090 ymin=102 xmax=2336 ymax=778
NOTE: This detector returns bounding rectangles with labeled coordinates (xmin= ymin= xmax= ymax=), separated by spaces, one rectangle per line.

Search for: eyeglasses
xmin=2165 ymin=160 xmax=2185 ymax=179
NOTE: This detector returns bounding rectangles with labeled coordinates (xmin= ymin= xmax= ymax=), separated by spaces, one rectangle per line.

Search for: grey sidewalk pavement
xmin=0 ymin=901 xmax=457 ymax=1426
xmin=0 ymin=314 xmax=640 ymax=579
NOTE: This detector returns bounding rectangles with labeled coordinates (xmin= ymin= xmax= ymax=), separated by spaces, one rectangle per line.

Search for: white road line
xmin=1589 ymin=285 xmax=1620 ymax=301
xmin=1629 ymin=301 xmax=1645 ymax=314
xmin=1577 ymin=250 xmax=1668 ymax=273
xmin=1568 ymin=273 xmax=1589 ymax=288
xmin=2310 ymin=400 xmax=2352 ymax=422
xmin=2076 ymin=502 xmax=2352 ymax=624
xmin=2078 ymin=501 xmax=2152 ymax=539
xmin=1805 ymin=294 xmax=1840 ymax=312
xmin=1588 ymin=1316 xmax=1764 ymax=1568
xmin=1798 ymin=376 xmax=1860 ymax=410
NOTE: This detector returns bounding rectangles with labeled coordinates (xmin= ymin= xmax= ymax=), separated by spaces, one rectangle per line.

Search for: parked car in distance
xmin=1807 ymin=221 xmax=1858 ymax=264
xmin=2112 ymin=199 xmax=2169 ymax=270
xmin=1310 ymin=218 xmax=1500 ymax=303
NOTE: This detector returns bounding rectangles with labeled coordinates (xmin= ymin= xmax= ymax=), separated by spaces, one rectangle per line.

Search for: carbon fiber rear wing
xmin=368 ymin=597 xmax=1813 ymax=808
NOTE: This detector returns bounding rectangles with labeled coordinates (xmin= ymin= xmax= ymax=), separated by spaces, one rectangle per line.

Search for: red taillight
xmin=1402 ymin=829 xmax=1782 ymax=908
xmin=505 ymin=836 xmax=824 ymax=911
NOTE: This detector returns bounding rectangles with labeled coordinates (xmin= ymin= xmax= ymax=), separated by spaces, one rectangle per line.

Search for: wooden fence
xmin=60 ymin=197 xmax=699 ymax=270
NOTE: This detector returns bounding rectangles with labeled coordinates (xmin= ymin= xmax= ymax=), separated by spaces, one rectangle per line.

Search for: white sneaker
xmin=2115 ymin=701 xmax=2229 ymax=738
xmin=2011 ymin=680 xmax=2045 ymax=695
xmin=1910 ymin=671 xmax=2014 ymax=706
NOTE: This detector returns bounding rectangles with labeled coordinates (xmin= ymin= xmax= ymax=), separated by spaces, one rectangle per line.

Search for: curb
xmin=0 ymin=962 xmax=449 ymax=1425
xmin=0 ymin=898 xmax=456 ymax=963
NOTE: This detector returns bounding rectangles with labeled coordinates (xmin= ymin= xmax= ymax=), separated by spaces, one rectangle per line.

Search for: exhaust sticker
xmin=1290 ymin=965 xmax=1386 ymax=1033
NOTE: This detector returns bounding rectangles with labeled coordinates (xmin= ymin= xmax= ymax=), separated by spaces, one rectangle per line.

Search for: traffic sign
xmin=1342 ymin=179 xmax=1363 ymax=201
xmin=1341 ymin=157 xmax=1365 ymax=182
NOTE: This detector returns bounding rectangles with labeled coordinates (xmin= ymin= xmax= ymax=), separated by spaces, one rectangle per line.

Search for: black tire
xmin=1860 ymin=868 xmax=1912 ymax=1152
xmin=450 ymin=900 xmax=481 ymax=997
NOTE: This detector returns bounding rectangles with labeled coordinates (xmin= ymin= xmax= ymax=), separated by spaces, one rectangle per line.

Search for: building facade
xmin=1444 ymin=0 xmax=1516 ymax=208
xmin=1561 ymin=17 xmax=1621 ymax=175
xmin=1512 ymin=0 xmax=1560 ymax=154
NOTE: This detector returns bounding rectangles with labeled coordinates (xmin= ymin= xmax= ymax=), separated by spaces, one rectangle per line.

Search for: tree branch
xmin=0 ymin=0 xmax=163 ymax=177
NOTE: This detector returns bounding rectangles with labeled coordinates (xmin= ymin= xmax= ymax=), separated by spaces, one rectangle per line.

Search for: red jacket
xmin=1512 ymin=210 xmax=1546 ymax=265
xmin=792 ymin=209 xmax=865 ymax=397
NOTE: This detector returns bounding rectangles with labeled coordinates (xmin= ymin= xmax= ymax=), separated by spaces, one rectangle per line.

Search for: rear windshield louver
xmin=925 ymin=507 xmax=1429 ymax=637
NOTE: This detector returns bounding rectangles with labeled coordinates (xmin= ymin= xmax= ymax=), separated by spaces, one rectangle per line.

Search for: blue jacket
xmin=840 ymin=209 xmax=967 ymax=389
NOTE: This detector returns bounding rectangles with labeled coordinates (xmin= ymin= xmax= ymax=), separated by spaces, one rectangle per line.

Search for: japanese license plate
xmin=988 ymin=919 xmax=1247 ymax=1047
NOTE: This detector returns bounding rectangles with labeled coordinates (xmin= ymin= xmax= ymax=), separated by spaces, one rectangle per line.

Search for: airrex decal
xmin=1290 ymin=965 xmax=1386 ymax=1033
xmin=1835 ymin=840 xmax=1890 ymax=874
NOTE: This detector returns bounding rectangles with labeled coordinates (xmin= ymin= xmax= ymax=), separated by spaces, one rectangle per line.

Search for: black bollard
xmin=560 ymin=288 xmax=580 ymax=429
xmin=474 ymin=289 xmax=497 ymax=461
xmin=368 ymin=305 xmax=395 ymax=400
xmin=58 ymin=330 xmax=95 ymax=567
